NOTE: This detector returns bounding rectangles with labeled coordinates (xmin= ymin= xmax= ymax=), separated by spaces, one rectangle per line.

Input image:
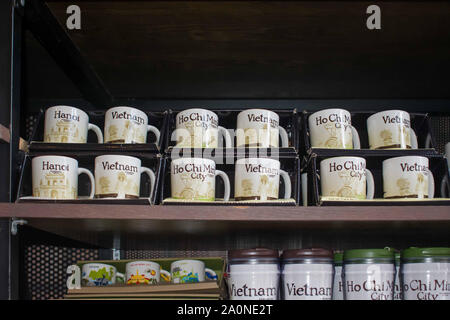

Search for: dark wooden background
xmin=24 ymin=1 xmax=450 ymax=102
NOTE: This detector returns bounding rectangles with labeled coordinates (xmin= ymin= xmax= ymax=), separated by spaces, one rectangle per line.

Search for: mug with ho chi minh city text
xmin=104 ymin=106 xmax=160 ymax=144
xmin=44 ymin=105 xmax=103 ymax=143
xmin=32 ymin=155 xmax=95 ymax=199
xmin=94 ymin=155 xmax=156 ymax=199
xmin=171 ymin=157 xmax=230 ymax=201
xmin=308 ymin=108 xmax=360 ymax=149
xmin=234 ymin=157 xmax=291 ymax=201
xmin=236 ymin=109 xmax=289 ymax=148
xmin=174 ymin=109 xmax=231 ymax=148
xmin=383 ymin=156 xmax=435 ymax=199
xmin=319 ymin=156 xmax=374 ymax=200
xmin=367 ymin=110 xmax=418 ymax=150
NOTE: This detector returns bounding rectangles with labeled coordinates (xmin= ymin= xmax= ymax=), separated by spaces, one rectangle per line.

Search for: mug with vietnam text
xmin=383 ymin=156 xmax=435 ymax=199
xmin=308 ymin=109 xmax=360 ymax=149
xmin=367 ymin=110 xmax=418 ymax=150
xmin=170 ymin=260 xmax=217 ymax=284
xmin=94 ymin=155 xmax=156 ymax=199
xmin=44 ymin=105 xmax=103 ymax=143
xmin=234 ymin=157 xmax=291 ymax=201
xmin=104 ymin=106 xmax=160 ymax=144
xmin=174 ymin=109 xmax=231 ymax=148
xmin=171 ymin=157 xmax=230 ymax=201
xmin=125 ymin=261 xmax=171 ymax=285
xmin=32 ymin=155 xmax=95 ymax=199
xmin=236 ymin=109 xmax=289 ymax=148
xmin=319 ymin=156 xmax=374 ymax=200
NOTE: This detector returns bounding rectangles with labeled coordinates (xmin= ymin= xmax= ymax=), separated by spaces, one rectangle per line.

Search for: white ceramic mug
xmin=367 ymin=110 xmax=418 ymax=150
xmin=104 ymin=106 xmax=160 ymax=144
xmin=44 ymin=105 xmax=103 ymax=143
xmin=171 ymin=157 xmax=230 ymax=201
xmin=308 ymin=109 xmax=360 ymax=149
xmin=236 ymin=109 xmax=289 ymax=148
xmin=81 ymin=263 xmax=124 ymax=286
xmin=170 ymin=260 xmax=217 ymax=284
xmin=319 ymin=156 xmax=374 ymax=200
xmin=32 ymin=155 xmax=95 ymax=199
xmin=234 ymin=157 xmax=291 ymax=201
xmin=94 ymin=155 xmax=156 ymax=199
xmin=125 ymin=261 xmax=171 ymax=285
xmin=174 ymin=109 xmax=231 ymax=148
xmin=383 ymin=156 xmax=435 ymax=199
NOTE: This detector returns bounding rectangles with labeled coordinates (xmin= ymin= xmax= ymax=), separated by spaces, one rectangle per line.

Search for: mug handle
xmin=88 ymin=123 xmax=104 ymax=143
xmin=218 ymin=126 xmax=232 ymax=148
xmin=215 ymin=170 xmax=230 ymax=201
xmin=140 ymin=167 xmax=156 ymax=200
xmin=280 ymin=169 xmax=292 ymax=199
xmin=78 ymin=167 xmax=95 ymax=199
xmin=425 ymin=134 xmax=432 ymax=149
xmin=426 ymin=168 xmax=435 ymax=199
xmin=351 ymin=126 xmax=361 ymax=149
xmin=147 ymin=125 xmax=161 ymax=145
xmin=279 ymin=126 xmax=289 ymax=148
xmin=441 ymin=175 xmax=449 ymax=198
xmin=366 ymin=169 xmax=375 ymax=200
xmin=410 ymin=129 xmax=418 ymax=149
xmin=160 ymin=269 xmax=171 ymax=282
xmin=205 ymin=268 xmax=218 ymax=281
xmin=301 ymin=172 xmax=308 ymax=206
xmin=116 ymin=272 xmax=125 ymax=284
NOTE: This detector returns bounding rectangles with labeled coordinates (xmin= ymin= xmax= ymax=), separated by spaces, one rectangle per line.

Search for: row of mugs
xmin=319 ymin=156 xmax=436 ymax=199
xmin=80 ymin=260 xmax=217 ymax=286
xmin=44 ymin=105 xmax=160 ymax=144
xmin=31 ymin=155 xmax=292 ymax=201
xmin=308 ymin=109 xmax=428 ymax=149
xmin=32 ymin=155 xmax=155 ymax=200
xmin=171 ymin=157 xmax=291 ymax=201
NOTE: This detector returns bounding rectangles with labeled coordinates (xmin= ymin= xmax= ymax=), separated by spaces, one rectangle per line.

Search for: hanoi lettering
xmin=54 ymin=110 xmax=80 ymax=122
xmin=42 ymin=161 xmax=70 ymax=171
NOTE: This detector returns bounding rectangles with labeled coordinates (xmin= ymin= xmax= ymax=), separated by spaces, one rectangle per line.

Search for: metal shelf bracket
xmin=11 ymin=218 xmax=27 ymax=235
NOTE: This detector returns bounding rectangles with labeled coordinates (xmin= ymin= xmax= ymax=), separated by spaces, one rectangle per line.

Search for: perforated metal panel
xmin=125 ymin=250 xmax=226 ymax=260
xmin=24 ymin=245 xmax=98 ymax=300
xmin=430 ymin=115 xmax=450 ymax=154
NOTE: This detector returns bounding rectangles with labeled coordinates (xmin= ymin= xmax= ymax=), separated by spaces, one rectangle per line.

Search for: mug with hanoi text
xmin=44 ymin=105 xmax=103 ymax=143
xmin=104 ymin=106 xmax=160 ymax=144
xmin=32 ymin=155 xmax=95 ymax=199
xmin=94 ymin=155 xmax=156 ymax=199
xmin=236 ymin=109 xmax=289 ymax=148
xmin=308 ymin=109 xmax=360 ymax=149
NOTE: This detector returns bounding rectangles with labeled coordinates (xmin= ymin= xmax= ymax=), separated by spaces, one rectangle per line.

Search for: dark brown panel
xmin=25 ymin=1 xmax=450 ymax=99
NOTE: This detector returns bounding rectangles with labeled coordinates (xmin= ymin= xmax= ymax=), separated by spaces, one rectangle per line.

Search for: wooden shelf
xmin=0 ymin=203 xmax=449 ymax=250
